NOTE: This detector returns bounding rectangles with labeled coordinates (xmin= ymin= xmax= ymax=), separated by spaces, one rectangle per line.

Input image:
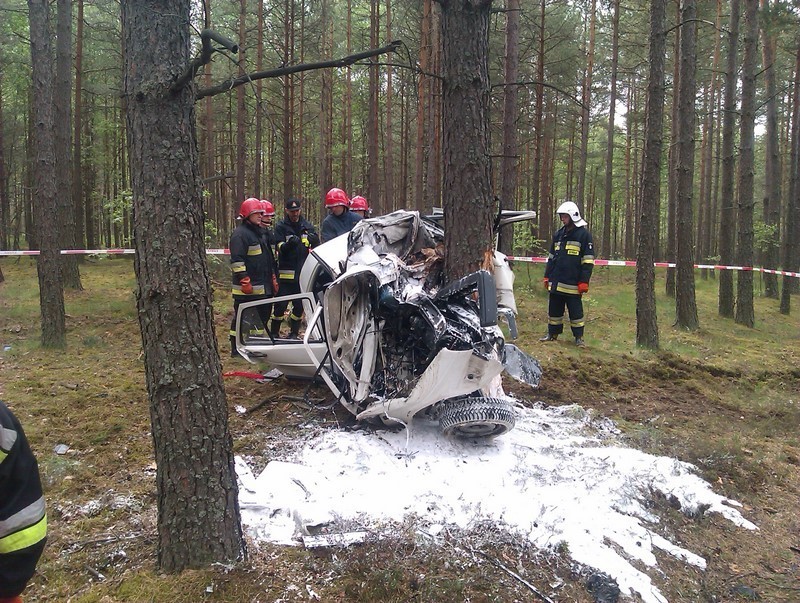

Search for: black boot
xmin=269 ymin=319 xmax=282 ymax=339
xmin=539 ymin=333 xmax=558 ymax=342
xmin=287 ymin=318 xmax=302 ymax=339
xmin=230 ymin=335 xmax=242 ymax=358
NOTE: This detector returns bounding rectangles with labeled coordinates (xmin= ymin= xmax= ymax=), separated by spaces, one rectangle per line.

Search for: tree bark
xmin=674 ymin=0 xmax=699 ymax=330
xmin=121 ymin=0 xmax=245 ymax=570
xmin=438 ymin=0 xmax=494 ymax=281
xmin=498 ymin=0 xmax=520 ymax=256
xmin=735 ymin=0 xmax=759 ymax=328
xmin=29 ymin=0 xmax=67 ymax=348
xmin=780 ymin=38 xmax=800 ymax=314
xmin=636 ymin=0 xmax=668 ymax=348
xmin=55 ymin=0 xmax=82 ymax=289
xmin=602 ymin=0 xmax=620 ymax=259
xmin=72 ymin=0 xmax=85 ymax=251
xmin=665 ymin=0 xmax=680 ymax=297
xmin=576 ymin=0 xmax=596 ymax=210
xmin=759 ymin=0 xmax=780 ymax=299
xmin=718 ymin=0 xmax=740 ymax=317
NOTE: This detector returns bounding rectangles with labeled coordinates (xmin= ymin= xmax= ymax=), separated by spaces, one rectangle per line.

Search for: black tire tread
xmin=438 ymin=397 xmax=516 ymax=438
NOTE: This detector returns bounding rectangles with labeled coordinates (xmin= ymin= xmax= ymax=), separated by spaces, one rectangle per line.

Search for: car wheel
xmin=438 ymin=397 xmax=516 ymax=439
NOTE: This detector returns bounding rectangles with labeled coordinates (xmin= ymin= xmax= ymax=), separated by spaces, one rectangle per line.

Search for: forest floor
xmin=0 ymin=256 xmax=798 ymax=602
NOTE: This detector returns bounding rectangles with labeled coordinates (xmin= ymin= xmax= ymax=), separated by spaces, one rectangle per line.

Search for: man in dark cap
xmin=270 ymin=197 xmax=320 ymax=338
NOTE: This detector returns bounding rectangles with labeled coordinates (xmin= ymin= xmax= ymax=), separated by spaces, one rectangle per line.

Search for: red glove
xmin=578 ymin=282 xmax=589 ymax=294
xmin=240 ymin=277 xmax=253 ymax=295
xmin=271 ymin=273 xmax=279 ymax=294
xmin=0 ymin=596 xmax=23 ymax=603
xmin=543 ymin=278 xmax=549 ymax=291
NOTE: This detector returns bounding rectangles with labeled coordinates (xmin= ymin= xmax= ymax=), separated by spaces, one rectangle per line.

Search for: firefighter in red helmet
xmin=321 ymin=187 xmax=361 ymax=242
xmin=228 ymin=198 xmax=276 ymax=357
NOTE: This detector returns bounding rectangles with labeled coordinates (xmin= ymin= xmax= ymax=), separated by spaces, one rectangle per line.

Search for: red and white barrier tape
xmin=505 ymin=256 xmax=800 ymax=278
xmin=2 ymin=249 xmax=799 ymax=278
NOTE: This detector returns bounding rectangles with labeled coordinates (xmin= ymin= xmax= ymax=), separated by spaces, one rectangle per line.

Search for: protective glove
xmin=0 ymin=596 xmax=23 ymax=603
xmin=578 ymin=282 xmax=589 ymax=294
xmin=271 ymin=273 xmax=279 ymax=294
xmin=286 ymin=234 xmax=301 ymax=246
xmin=301 ymin=234 xmax=310 ymax=247
xmin=543 ymin=278 xmax=549 ymax=291
xmin=240 ymin=276 xmax=253 ymax=295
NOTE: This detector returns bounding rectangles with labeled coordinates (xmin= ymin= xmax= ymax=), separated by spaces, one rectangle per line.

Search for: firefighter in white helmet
xmin=540 ymin=201 xmax=595 ymax=347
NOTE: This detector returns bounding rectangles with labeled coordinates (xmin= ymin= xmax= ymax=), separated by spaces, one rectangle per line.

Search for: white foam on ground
xmin=236 ymin=403 xmax=756 ymax=603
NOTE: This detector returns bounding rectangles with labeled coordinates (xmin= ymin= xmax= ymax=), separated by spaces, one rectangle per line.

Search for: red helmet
xmin=239 ymin=197 xmax=265 ymax=219
xmin=325 ymin=187 xmax=350 ymax=209
xmin=350 ymin=196 xmax=369 ymax=212
xmin=260 ymin=199 xmax=276 ymax=216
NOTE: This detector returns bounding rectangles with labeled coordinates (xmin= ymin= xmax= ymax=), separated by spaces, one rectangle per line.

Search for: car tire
xmin=438 ymin=397 xmax=516 ymax=439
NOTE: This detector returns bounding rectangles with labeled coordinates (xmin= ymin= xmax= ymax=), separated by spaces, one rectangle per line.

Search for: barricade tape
xmin=505 ymin=255 xmax=800 ymax=278
xmin=2 ymin=248 xmax=799 ymax=278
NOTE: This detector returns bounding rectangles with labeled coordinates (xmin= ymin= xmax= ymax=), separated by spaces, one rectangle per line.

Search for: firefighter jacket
xmin=321 ymin=210 xmax=362 ymax=242
xmin=0 ymin=401 xmax=47 ymax=599
xmin=544 ymin=224 xmax=595 ymax=295
xmin=274 ymin=217 xmax=320 ymax=283
xmin=229 ymin=220 xmax=277 ymax=298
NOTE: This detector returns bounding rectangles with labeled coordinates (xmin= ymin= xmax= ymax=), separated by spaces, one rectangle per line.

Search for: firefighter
xmin=540 ymin=201 xmax=595 ymax=347
xmin=321 ymin=188 xmax=361 ymax=242
xmin=349 ymin=195 xmax=371 ymax=218
xmin=229 ymin=197 xmax=276 ymax=357
xmin=0 ymin=400 xmax=47 ymax=603
xmin=270 ymin=197 xmax=320 ymax=339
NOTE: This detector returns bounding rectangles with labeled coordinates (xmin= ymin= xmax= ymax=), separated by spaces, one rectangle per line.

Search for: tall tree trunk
xmin=760 ymin=0 xmax=780 ymax=298
xmin=367 ymin=0 xmax=380 ymax=209
xmin=121 ymin=0 xmax=245 ymax=570
xmin=383 ymin=0 xmax=395 ymax=211
xmin=498 ymin=0 xmax=520 ymax=256
xmin=438 ymin=0 xmax=494 ymax=281
xmin=344 ymin=0 xmax=354 ymax=194
xmin=665 ymin=0 xmax=680 ymax=296
xmin=235 ymin=0 xmax=247 ymax=204
xmin=735 ymin=0 xmax=759 ymax=327
xmin=780 ymin=38 xmax=800 ymax=314
xmin=254 ymin=0 xmax=265 ymax=197
xmin=636 ymin=0 xmax=668 ymax=348
xmin=56 ymin=0 xmax=82 ymax=289
xmin=29 ymin=0 xmax=67 ymax=348
xmin=72 ymin=0 xmax=85 ymax=251
xmin=282 ymin=0 xmax=295 ymax=199
xmin=414 ymin=0 xmax=432 ymax=211
xmin=319 ymin=0 xmax=333 ymax=194
xmin=532 ymin=0 xmax=545 ymax=232
xmin=674 ymin=0 xmax=699 ymax=330
xmin=718 ymin=0 xmax=740 ymax=317
xmin=577 ymin=0 xmax=596 ymax=208
xmin=602 ymin=0 xmax=620 ymax=259
xmin=0 ymin=65 xmax=8 ymax=251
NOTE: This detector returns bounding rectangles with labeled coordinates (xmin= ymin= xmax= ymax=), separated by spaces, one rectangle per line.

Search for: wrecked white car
xmin=234 ymin=209 xmax=541 ymax=438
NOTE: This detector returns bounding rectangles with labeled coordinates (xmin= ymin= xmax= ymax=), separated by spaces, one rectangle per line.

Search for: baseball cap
xmin=285 ymin=198 xmax=302 ymax=211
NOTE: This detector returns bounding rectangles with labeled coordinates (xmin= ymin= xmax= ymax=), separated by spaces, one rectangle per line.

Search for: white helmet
xmin=556 ymin=201 xmax=587 ymax=227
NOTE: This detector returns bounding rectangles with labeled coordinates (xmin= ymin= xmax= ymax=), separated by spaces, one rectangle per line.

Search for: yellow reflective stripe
xmin=556 ymin=283 xmax=579 ymax=294
xmin=0 ymin=450 xmax=6 ymax=464
xmin=548 ymin=316 xmax=564 ymax=325
xmin=582 ymin=257 xmax=595 ymax=264
xmin=279 ymin=270 xmax=295 ymax=280
xmin=252 ymin=285 xmax=266 ymax=295
xmin=231 ymin=262 xmax=246 ymax=273
xmin=570 ymin=319 xmax=585 ymax=327
xmin=289 ymin=313 xmax=303 ymax=321
xmin=229 ymin=330 xmax=237 ymax=336
xmin=565 ymin=242 xmax=581 ymax=250
xmin=0 ymin=513 xmax=47 ymax=554
xmin=247 ymin=244 xmax=262 ymax=256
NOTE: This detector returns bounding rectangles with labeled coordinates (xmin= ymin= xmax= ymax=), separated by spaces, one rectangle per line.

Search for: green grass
xmin=2 ymin=255 xmax=800 ymax=602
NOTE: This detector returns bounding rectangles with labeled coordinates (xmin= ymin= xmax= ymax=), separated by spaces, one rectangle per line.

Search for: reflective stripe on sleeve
xmin=231 ymin=262 xmax=246 ymax=273
xmin=0 ymin=425 xmax=17 ymax=453
xmin=247 ymin=244 xmax=262 ymax=256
